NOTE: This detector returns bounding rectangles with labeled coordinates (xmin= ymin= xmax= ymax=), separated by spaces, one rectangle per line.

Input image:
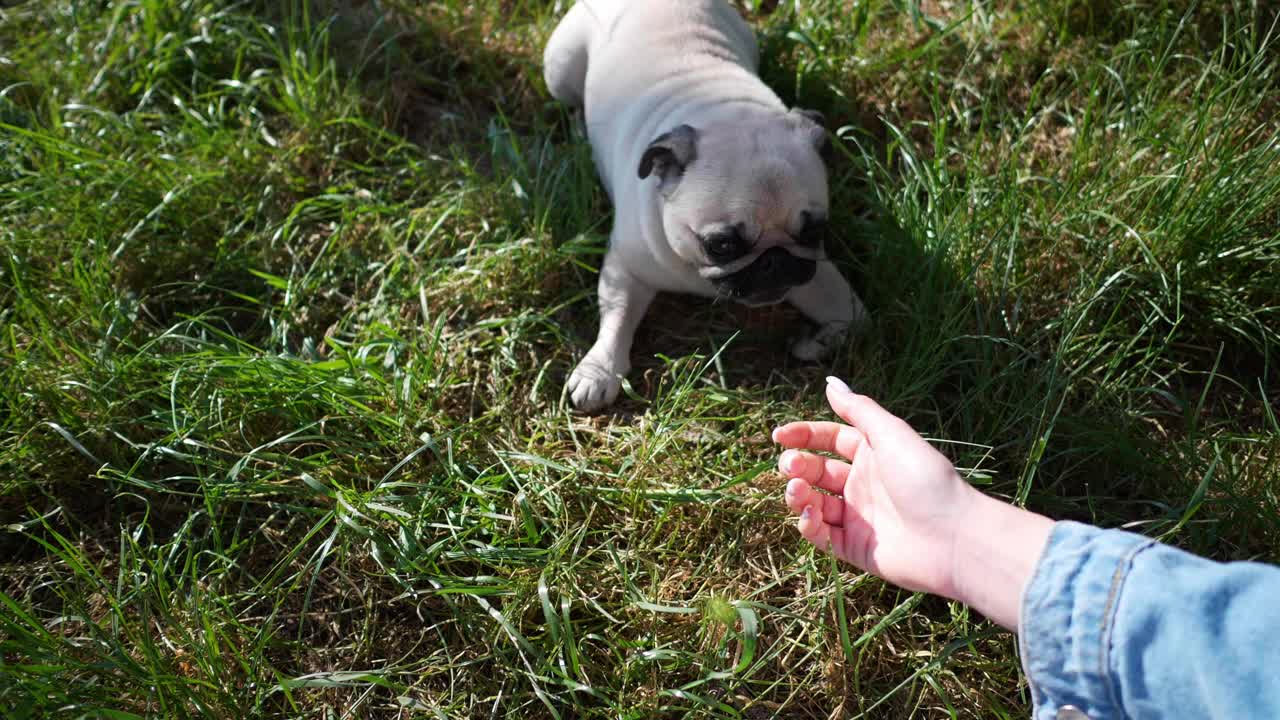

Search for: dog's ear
xmin=638 ymin=124 xmax=698 ymax=194
xmin=791 ymin=108 xmax=832 ymax=159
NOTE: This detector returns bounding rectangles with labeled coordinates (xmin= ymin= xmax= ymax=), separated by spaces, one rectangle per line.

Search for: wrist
xmin=946 ymin=491 xmax=1055 ymax=631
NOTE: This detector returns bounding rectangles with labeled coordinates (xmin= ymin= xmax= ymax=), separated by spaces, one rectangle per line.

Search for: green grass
xmin=1 ymin=0 xmax=1278 ymax=717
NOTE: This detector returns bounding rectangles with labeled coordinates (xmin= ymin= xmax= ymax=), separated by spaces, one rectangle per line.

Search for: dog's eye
xmin=702 ymin=228 xmax=746 ymax=262
xmin=796 ymin=215 xmax=827 ymax=248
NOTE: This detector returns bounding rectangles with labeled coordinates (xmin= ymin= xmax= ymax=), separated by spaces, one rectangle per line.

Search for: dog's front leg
xmin=569 ymin=252 xmax=656 ymax=411
xmin=787 ymin=260 xmax=868 ymax=361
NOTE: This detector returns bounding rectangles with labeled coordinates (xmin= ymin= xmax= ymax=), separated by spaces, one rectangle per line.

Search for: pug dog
xmin=544 ymin=0 xmax=868 ymax=411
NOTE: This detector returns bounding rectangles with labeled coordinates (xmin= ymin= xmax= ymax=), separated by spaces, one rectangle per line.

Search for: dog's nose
xmin=757 ymin=247 xmax=788 ymax=274
xmin=759 ymin=229 xmax=791 ymax=248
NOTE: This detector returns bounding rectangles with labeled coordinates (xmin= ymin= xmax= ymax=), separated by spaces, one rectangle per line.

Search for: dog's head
xmin=638 ymin=109 xmax=831 ymax=306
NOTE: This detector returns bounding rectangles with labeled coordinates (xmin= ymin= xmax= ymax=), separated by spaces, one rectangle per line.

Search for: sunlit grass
xmin=1 ymin=0 xmax=1277 ymax=717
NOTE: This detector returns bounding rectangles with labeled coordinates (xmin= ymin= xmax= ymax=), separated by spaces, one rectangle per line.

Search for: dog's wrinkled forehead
xmin=675 ymin=121 xmax=828 ymax=227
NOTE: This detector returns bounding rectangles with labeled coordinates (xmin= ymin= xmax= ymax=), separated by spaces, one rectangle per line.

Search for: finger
xmin=797 ymin=503 xmax=846 ymax=558
xmin=779 ymin=450 xmax=851 ymax=495
xmin=772 ymin=421 xmax=866 ymax=461
xmin=800 ymin=496 xmax=877 ymax=573
xmin=824 ymin=378 xmax=915 ymax=446
xmin=784 ymin=477 xmax=845 ymax=526
xmin=784 ymin=477 xmax=815 ymax=514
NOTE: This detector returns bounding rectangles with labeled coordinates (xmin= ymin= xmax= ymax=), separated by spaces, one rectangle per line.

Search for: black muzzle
xmin=711 ymin=247 xmax=817 ymax=303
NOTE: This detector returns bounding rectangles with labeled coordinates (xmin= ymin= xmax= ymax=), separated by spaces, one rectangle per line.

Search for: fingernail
xmin=785 ymin=482 xmax=796 ymax=497
xmin=801 ymin=506 xmax=811 ymax=521
xmin=825 ymin=376 xmax=852 ymax=394
xmin=771 ymin=427 xmax=781 ymax=443
xmin=782 ymin=452 xmax=796 ymax=474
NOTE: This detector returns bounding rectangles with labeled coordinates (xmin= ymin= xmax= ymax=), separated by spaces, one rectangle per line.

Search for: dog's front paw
xmin=791 ymin=321 xmax=850 ymax=362
xmin=568 ymin=354 xmax=626 ymax=411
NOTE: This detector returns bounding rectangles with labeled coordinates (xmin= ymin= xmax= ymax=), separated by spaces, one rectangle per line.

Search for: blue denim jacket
xmin=1019 ymin=521 xmax=1280 ymax=720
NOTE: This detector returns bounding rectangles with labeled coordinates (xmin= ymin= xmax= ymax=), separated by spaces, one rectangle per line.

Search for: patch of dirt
xmin=629 ymin=294 xmax=817 ymax=389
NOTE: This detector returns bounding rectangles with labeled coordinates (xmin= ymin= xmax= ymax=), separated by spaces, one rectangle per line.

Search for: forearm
xmin=944 ymin=491 xmax=1054 ymax=630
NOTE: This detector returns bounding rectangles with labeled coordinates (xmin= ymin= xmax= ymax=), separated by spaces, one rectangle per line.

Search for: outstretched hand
xmin=773 ymin=377 xmax=1054 ymax=630
xmin=773 ymin=377 xmax=977 ymax=599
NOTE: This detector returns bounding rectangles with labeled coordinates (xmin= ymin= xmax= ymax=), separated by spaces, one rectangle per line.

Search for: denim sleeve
xmin=1018 ymin=520 xmax=1280 ymax=720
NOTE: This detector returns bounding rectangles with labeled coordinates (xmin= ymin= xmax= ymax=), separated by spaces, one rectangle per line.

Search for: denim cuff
xmin=1018 ymin=520 xmax=1156 ymax=720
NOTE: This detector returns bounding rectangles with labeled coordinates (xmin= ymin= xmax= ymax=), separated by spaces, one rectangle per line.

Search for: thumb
xmin=824 ymin=377 xmax=911 ymax=444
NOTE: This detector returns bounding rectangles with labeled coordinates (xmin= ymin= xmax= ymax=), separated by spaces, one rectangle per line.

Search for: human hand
xmin=773 ymin=377 xmax=978 ymax=599
xmin=773 ymin=377 xmax=1053 ymax=630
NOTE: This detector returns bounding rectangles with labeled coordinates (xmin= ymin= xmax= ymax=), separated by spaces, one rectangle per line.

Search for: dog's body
xmin=544 ymin=0 xmax=867 ymax=410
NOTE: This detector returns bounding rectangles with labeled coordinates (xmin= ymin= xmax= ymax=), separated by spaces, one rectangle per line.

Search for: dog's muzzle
xmin=712 ymin=247 xmax=817 ymax=306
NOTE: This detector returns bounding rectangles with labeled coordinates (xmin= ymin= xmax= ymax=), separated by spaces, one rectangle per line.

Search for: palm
xmin=775 ymin=386 xmax=975 ymax=597
xmin=849 ymin=449 xmax=965 ymax=592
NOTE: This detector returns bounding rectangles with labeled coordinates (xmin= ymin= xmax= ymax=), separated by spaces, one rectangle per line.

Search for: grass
xmin=1 ymin=0 xmax=1277 ymax=717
